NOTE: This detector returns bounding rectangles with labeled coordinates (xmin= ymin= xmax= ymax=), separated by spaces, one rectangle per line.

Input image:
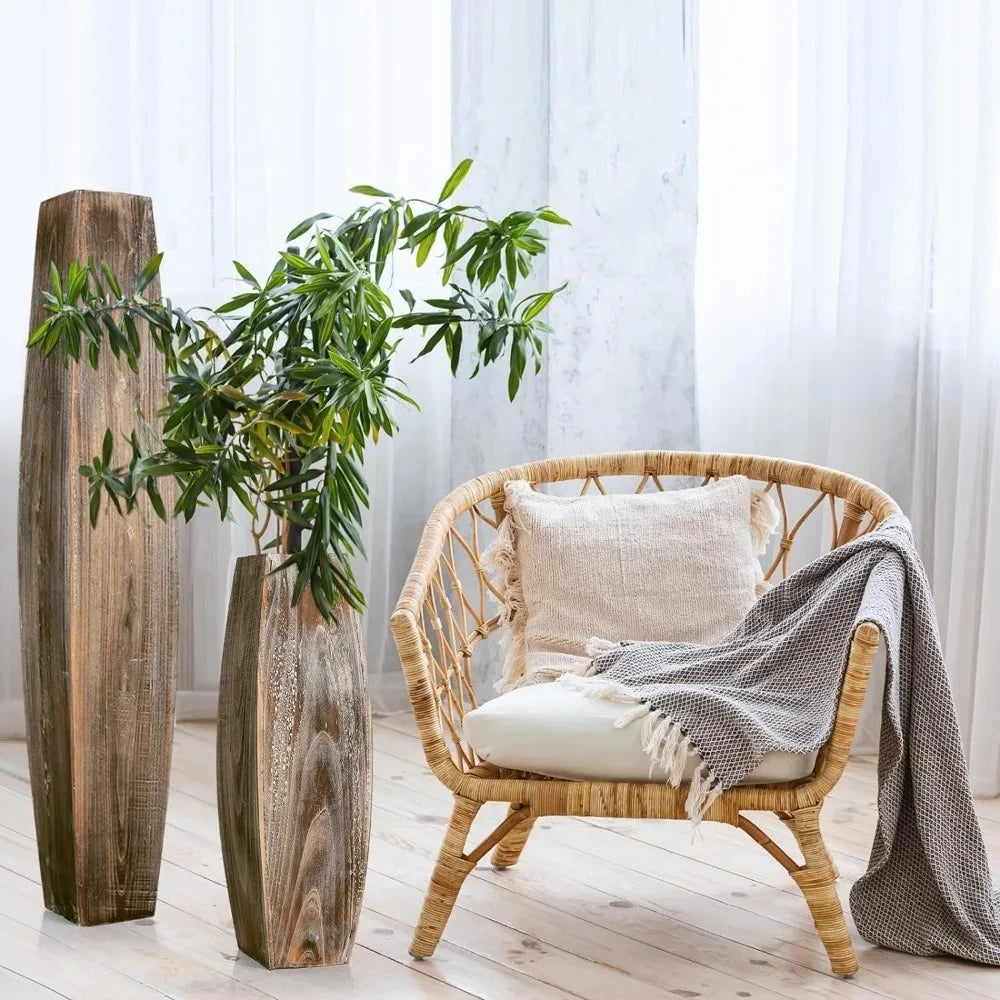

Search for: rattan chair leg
xmin=789 ymin=805 xmax=858 ymax=977
xmin=491 ymin=805 xmax=536 ymax=870
xmin=410 ymin=796 xmax=482 ymax=959
xmin=779 ymin=810 xmax=839 ymax=879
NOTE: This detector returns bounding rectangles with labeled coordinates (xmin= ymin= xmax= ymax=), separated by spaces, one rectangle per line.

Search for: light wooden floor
xmin=2 ymin=720 xmax=1000 ymax=1000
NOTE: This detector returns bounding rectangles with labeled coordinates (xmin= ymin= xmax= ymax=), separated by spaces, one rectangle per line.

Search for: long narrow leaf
xmin=438 ymin=159 xmax=473 ymax=201
xmin=134 ymin=252 xmax=164 ymax=295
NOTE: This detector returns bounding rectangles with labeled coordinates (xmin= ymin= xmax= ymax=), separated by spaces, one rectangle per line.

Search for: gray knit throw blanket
xmin=564 ymin=515 xmax=1000 ymax=964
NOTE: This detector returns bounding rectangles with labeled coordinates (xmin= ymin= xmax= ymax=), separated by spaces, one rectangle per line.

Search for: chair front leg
xmin=788 ymin=805 xmax=858 ymax=977
xmin=410 ymin=796 xmax=482 ymax=959
xmin=778 ymin=809 xmax=839 ymax=879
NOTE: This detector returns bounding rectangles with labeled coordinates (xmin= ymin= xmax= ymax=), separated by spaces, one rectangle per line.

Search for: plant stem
xmin=286 ymin=450 xmax=303 ymax=554
xmin=407 ymin=198 xmax=489 ymax=225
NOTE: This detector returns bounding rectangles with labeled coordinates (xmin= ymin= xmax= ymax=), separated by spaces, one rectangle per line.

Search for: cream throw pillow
xmin=484 ymin=475 xmax=779 ymax=692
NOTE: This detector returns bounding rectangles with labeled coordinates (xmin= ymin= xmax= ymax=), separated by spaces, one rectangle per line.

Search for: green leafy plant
xmin=27 ymin=161 xmax=569 ymax=616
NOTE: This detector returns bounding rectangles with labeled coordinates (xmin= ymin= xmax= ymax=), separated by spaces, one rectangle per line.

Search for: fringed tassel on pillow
xmin=481 ymin=487 xmax=529 ymax=693
xmin=750 ymin=488 xmax=780 ymax=554
xmin=750 ymin=487 xmax=780 ymax=598
xmin=584 ymin=636 xmax=619 ymax=660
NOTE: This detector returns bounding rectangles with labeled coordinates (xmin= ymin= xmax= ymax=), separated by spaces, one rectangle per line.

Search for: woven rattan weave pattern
xmin=390 ymin=452 xmax=899 ymax=975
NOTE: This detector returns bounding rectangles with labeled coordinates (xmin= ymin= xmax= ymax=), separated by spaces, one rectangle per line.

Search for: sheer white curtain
xmin=697 ymin=1 xmax=1000 ymax=792
xmin=0 ymin=0 xmax=451 ymax=735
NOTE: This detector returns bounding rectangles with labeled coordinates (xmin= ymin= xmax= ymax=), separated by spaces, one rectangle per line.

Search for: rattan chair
xmin=390 ymin=452 xmax=899 ymax=976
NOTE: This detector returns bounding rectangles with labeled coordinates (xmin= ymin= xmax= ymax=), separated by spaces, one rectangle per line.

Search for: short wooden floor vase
xmin=217 ymin=555 xmax=372 ymax=969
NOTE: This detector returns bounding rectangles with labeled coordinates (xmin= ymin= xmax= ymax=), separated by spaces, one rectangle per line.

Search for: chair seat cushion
xmin=463 ymin=684 xmax=817 ymax=783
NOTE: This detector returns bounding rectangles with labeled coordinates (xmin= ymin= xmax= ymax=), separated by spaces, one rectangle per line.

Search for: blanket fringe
xmin=560 ymin=673 xmax=638 ymax=704
xmin=686 ymin=761 xmax=724 ymax=822
xmin=559 ymin=673 xmax=722 ymax=824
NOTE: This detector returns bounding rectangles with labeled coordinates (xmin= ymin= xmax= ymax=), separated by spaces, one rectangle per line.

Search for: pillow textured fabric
xmin=484 ymin=475 xmax=778 ymax=691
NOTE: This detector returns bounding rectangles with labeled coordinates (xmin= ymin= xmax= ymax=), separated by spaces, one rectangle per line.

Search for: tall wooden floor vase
xmin=18 ymin=191 xmax=178 ymax=925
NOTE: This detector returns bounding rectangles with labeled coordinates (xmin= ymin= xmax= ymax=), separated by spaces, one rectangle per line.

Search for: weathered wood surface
xmin=217 ymin=555 xmax=372 ymax=969
xmin=17 ymin=190 xmax=179 ymax=925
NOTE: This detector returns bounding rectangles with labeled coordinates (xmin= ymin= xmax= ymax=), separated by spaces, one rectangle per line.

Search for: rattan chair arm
xmin=389 ymin=608 xmax=467 ymax=791
xmin=789 ymin=620 xmax=883 ymax=805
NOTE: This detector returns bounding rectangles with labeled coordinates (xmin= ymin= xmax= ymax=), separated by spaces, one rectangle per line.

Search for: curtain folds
xmin=0 ymin=0 xmax=451 ymax=734
xmin=450 ymin=0 xmax=700 ymax=698
xmin=697 ymin=0 xmax=1000 ymax=792
xmin=4 ymin=0 xmax=995 ymax=771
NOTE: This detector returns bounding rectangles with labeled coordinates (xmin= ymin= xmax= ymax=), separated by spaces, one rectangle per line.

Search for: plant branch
xmin=27 ymin=160 xmax=569 ymax=617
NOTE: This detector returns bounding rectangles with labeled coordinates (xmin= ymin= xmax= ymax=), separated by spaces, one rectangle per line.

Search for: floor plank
xmin=1 ymin=721 xmax=999 ymax=999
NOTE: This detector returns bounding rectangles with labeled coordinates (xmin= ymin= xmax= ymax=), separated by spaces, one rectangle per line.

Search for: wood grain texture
xmin=17 ymin=190 xmax=179 ymax=925
xmin=217 ymin=555 xmax=372 ymax=969
xmin=4 ymin=725 xmax=1000 ymax=998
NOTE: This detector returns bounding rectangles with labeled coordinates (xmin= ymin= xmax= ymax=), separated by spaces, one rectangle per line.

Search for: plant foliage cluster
xmin=28 ymin=161 xmax=568 ymax=615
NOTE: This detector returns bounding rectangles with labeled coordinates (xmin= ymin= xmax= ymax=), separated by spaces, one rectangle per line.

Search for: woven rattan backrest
xmin=391 ymin=452 xmax=899 ymax=775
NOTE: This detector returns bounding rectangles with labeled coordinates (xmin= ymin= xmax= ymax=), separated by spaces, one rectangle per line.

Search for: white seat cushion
xmin=463 ymin=683 xmax=817 ymax=784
